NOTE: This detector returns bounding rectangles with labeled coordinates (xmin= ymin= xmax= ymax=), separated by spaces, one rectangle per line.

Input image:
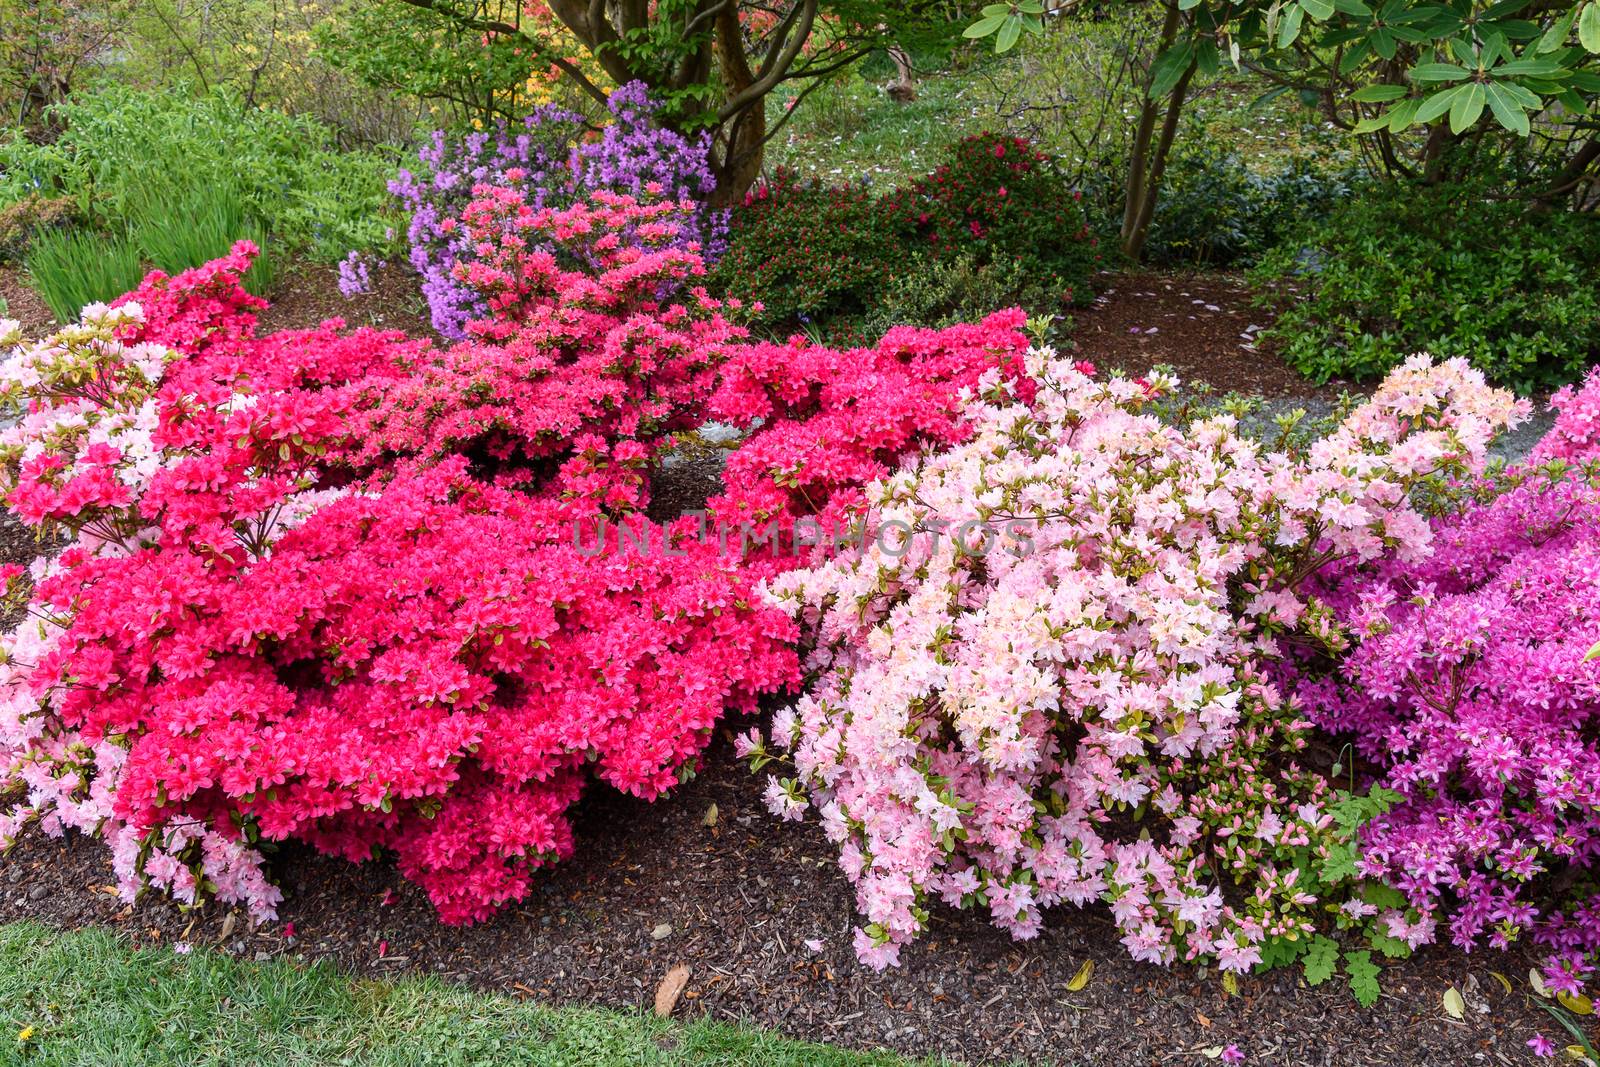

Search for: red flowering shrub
xmin=0 ymin=193 xmax=1032 ymax=925
xmin=713 ymin=134 xmax=1102 ymax=341
xmin=707 ymin=313 xmax=1034 ymax=569
xmin=709 ymin=168 xmax=905 ymax=337
xmin=883 ymin=132 xmax=1101 ymax=307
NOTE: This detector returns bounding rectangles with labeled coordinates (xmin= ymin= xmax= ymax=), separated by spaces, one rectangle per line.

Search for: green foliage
xmin=1301 ymin=935 xmax=1341 ymax=986
xmin=110 ymin=0 xmax=424 ymax=146
xmin=711 ymin=168 xmax=905 ymax=338
xmin=23 ymin=228 xmax=145 ymax=324
xmin=313 ymin=0 xmax=550 ymax=126
xmin=715 ymin=133 xmax=1104 ymax=341
xmin=884 ymin=132 xmax=1104 ymax=298
xmin=1252 ymin=185 xmax=1600 ymax=391
xmin=968 ymin=0 xmax=1600 ymax=205
xmin=1343 ymin=949 xmax=1382 ymax=1008
xmin=1248 ymin=786 xmax=1412 ymax=1007
xmin=1143 ymin=149 xmax=1355 ymax=267
xmin=863 ymin=251 xmax=1068 ymax=334
xmin=128 ymin=183 xmax=278 ymax=296
xmin=0 ymin=922 xmax=922 ymax=1066
xmin=0 ymin=84 xmax=398 ymax=262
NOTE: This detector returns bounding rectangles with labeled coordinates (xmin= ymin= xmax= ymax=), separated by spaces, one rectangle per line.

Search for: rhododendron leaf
xmin=1490 ymin=972 xmax=1514 ymax=995
xmin=1442 ymin=987 xmax=1466 ymax=1020
xmin=1066 ymin=960 xmax=1093 ymax=991
xmin=1222 ymin=972 xmax=1240 ymax=996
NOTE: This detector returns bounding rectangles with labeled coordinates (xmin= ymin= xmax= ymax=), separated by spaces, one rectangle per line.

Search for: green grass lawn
xmin=0 ymin=923 xmax=936 ymax=1066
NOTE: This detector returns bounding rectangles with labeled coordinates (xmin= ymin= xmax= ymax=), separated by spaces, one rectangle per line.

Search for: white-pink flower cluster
xmin=750 ymin=349 xmax=1526 ymax=969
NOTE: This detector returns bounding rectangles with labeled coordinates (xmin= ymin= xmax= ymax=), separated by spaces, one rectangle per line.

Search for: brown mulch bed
xmin=0 ymin=261 xmax=1584 ymax=1066
xmin=0 ymin=747 xmax=1566 ymax=1067
xmin=254 ymin=259 xmax=435 ymax=339
xmin=0 ymin=258 xmax=433 ymax=341
xmin=1070 ymin=272 xmax=1353 ymax=402
xmin=0 ymin=266 xmax=57 ymax=337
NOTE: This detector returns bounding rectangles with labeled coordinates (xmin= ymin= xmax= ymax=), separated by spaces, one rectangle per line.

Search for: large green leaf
xmin=1484 ymin=80 xmax=1532 ymax=133
xmin=1350 ymin=83 xmax=1410 ymax=100
xmin=1537 ymin=9 xmax=1578 ymax=52
xmin=1386 ymin=95 xmax=1423 ymax=129
xmin=1449 ymin=81 xmax=1485 ymax=132
xmin=1415 ymin=83 xmax=1465 ymax=122
xmin=1279 ymin=3 xmax=1307 ymax=46
xmin=1149 ymin=39 xmax=1198 ymax=96
xmin=1581 ymin=2 xmax=1600 ymax=52
xmin=1410 ymin=61 xmax=1473 ymax=81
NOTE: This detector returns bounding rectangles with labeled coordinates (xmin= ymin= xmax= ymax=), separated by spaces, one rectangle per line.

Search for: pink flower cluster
xmin=0 ymin=195 xmax=1030 ymax=925
xmin=746 ymin=350 xmax=1527 ymax=969
xmin=1302 ymin=374 xmax=1600 ymax=995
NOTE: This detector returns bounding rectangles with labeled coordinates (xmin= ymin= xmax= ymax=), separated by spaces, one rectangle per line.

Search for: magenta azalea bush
xmin=1301 ymin=366 xmax=1600 ymax=996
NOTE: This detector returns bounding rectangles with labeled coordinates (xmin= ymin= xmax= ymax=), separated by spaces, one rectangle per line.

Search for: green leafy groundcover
xmin=0 ymin=923 xmax=925 ymax=1067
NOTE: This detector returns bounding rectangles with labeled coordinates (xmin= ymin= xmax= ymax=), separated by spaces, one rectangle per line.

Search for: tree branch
xmin=718 ymin=0 xmax=816 ymax=121
xmin=388 ymin=0 xmax=611 ymax=104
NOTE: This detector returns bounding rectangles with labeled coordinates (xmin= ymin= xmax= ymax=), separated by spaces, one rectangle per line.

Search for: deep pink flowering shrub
xmin=1299 ymin=390 xmax=1600 ymax=996
xmin=743 ymin=350 xmax=1528 ymax=971
xmin=1532 ymin=366 xmax=1600 ymax=464
xmin=0 ymin=206 xmax=1032 ymax=925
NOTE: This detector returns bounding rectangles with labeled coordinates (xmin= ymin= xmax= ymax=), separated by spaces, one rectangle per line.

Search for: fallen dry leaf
xmin=655 ymin=964 xmax=691 ymax=1018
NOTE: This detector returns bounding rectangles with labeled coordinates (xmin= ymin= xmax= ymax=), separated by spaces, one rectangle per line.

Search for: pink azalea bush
xmin=1300 ymin=368 xmax=1600 ymax=996
xmin=0 ymin=184 xmax=1031 ymax=925
xmin=742 ymin=349 xmax=1528 ymax=969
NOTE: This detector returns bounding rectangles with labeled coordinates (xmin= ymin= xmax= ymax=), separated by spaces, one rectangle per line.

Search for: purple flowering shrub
xmin=387 ymin=83 xmax=725 ymax=338
xmin=1302 ymin=369 xmax=1600 ymax=996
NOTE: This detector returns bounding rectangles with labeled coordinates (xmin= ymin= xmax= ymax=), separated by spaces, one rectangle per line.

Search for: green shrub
xmin=862 ymin=251 xmax=1066 ymax=335
xmin=884 ymin=132 xmax=1103 ymax=304
xmin=714 ymin=132 xmax=1106 ymax=340
xmin=24 ymin=229 xmax=146 ymax=323
xmin=1145 ymin=150 xmax=1355 ymax=268
xmin=0 ymin=85 xmax=397 ymax=263
xmin=710 ymin=168 xmax=906 ymax=338
xmin=1251 ymin=187 xmax=1600 ymax=391
xmin=0 ymin=194 xmax=78 ymax=262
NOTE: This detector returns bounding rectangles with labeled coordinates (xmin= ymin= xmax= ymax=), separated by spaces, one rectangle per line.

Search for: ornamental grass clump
xmin=744 ymin=349 xmax=1527 ymax=973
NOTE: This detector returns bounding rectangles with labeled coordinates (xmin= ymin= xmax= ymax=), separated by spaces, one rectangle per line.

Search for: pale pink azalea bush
xmin=744 ymin=348 xmax=1528 ymax=969
xmin=0 ymin=194 xmax=1032 ymax=925
xmin=1300 ymin=369 xmax=1600 ymax=996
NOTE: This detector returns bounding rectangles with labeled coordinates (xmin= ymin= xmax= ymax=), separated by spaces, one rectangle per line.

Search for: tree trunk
xmin=1119 ymin=0 xmax=1185 ymax=261
xmin=709 ymin=3 xmax=766 ymax=205
xmin=1123 ymin=60 xmax=1196 ymax=260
